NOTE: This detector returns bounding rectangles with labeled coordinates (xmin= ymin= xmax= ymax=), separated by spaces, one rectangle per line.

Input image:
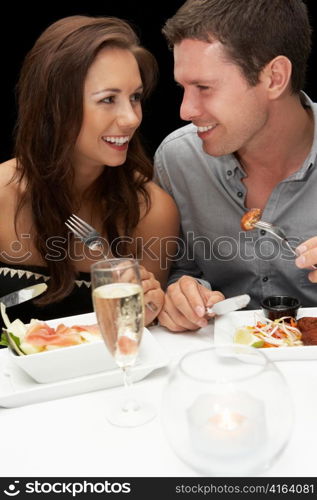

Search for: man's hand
xmin=296 ymin=238 xmax=317 ymax=282
xmin=158 ymin=275 xmax=224 ymax=332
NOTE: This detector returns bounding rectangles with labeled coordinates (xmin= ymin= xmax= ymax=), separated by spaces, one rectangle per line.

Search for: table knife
xmin=206 ymin=294 xmax=251 ymax=315
xmin=0 ymin=283 xmax=48 ymax=308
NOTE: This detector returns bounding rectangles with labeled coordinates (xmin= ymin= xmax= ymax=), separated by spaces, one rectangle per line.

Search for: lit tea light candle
xmin=209 ymin=408 xmax=246 ymax=432
xmin=187 ymin=392 xmax=266 ymax=458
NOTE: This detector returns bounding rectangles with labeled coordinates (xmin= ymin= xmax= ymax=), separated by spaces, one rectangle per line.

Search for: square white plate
xmin=8 ymin=312 xmax=114 ymax=382
xmin=0 ymin=313 xmax=169 ymax=407
xmin=214 ymin=307 xmax=317 ymax=361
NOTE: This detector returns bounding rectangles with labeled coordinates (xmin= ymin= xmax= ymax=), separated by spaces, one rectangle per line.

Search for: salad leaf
xmin=3 ymin=330 xmax=26 ymax=356
xmin=0 ymin=331 xmax=9 ymax=347
xmin=0 ymin=303 xmax=27 ymax=355
xmin=7 ymin=331 xmax=22 ymax=348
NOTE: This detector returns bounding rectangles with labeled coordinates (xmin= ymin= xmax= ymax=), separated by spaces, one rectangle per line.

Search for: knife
xmin=0 ymin=283 xmax=48 ymax=308
xmin=206 ymin=294 xmax=251 ymax=315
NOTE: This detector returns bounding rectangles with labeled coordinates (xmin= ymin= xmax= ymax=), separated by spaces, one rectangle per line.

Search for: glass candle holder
xmin=161 ymin=345 xmax=293 ymax=476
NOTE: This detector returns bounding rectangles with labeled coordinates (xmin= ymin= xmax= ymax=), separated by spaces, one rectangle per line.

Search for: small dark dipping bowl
xmin=261 ymin=295 xmax=301 ymax=321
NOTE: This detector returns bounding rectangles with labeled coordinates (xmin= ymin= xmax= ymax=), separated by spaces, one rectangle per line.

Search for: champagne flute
xmin=91 ymin=258 xmax=156 ymax=427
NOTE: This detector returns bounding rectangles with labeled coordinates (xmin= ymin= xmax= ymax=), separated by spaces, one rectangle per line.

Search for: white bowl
xmin=8 ymin=312 xmax=116 ymax=383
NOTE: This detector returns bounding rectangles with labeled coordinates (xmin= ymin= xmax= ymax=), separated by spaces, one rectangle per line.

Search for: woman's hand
xmin=139 ymin=266 xmax=164 ymax=326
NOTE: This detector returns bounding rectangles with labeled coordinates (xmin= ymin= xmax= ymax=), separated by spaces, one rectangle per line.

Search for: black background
xmin=1 ymin=0 xmax=316 ymax=162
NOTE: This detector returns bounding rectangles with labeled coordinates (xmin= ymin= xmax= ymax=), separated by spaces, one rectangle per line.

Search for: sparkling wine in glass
xmin=91 ymin=258 xmax=155 ymax=427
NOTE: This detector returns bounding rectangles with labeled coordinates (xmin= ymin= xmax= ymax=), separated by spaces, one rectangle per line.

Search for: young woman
xmin=0 ymin=16 xmax=179 ymax=326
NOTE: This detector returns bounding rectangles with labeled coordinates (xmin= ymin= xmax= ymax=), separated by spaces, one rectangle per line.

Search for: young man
xmin=155 ymin=0 xmax=317 ymax=332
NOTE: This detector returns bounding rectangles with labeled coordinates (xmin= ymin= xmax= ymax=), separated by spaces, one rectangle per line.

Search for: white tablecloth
xmin=0 ymin=322 xmax=316 ymax=477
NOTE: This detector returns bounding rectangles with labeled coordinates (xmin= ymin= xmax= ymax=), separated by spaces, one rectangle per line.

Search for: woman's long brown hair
xmin=13 ymin=16 xmax=158 ymax=304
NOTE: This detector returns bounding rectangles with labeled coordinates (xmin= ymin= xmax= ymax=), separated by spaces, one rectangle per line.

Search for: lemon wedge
xmin=233 ymin=327 xmax=264 ymax=348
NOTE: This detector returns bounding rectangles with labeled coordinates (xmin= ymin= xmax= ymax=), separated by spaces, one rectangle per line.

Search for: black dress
xmin=0 ymin=260 xmax=93 ymax=334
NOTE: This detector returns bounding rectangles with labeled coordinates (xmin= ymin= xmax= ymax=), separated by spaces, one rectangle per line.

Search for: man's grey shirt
xmin=154 ymin=94 xmax=317 ymax=309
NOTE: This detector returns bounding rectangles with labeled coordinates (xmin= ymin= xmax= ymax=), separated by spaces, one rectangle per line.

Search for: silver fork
xmin=65 ymin=214 xmax=105 ymax=251
xmin=254 ymin=220 xmax=317 ymax=269
xmin=65 ymin=214 xmax=158 ymax=312
xmin=253 ymin=220 xmax=298 ymax=257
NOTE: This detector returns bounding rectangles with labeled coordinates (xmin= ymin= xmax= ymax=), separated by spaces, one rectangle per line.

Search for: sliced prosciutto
xmin=70 ymin=324 xmax=100 ymax=335
xmin=24 ymin=321 xmax=100 ymax=348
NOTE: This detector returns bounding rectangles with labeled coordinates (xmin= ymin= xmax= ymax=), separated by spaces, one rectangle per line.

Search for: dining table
xmin=0 ymin=318 xmax=316 ymax=479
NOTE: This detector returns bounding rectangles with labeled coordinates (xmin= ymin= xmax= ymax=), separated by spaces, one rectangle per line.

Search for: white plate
xmin=9 ymin=312 xmax=115 ymax=383
xmin=0 ymin=326 xmax=169 ymax=408
xmin=214 ymin=307 xmax=317 ymax=361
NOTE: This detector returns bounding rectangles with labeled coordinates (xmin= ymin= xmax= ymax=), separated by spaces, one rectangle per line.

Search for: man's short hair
xmin=163 ymin=0 xmax=312 ymax=93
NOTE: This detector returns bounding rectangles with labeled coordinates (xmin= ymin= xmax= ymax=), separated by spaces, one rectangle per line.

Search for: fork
xmin=65 ymin=214 xmax=105 ymax=251
xmin=254 ymin=220 xmax=317 ymax=269
xmin=253 ymin=220 xmax=298 ymax=257
xmin=65 ymin=214 xmax=158 ymax=312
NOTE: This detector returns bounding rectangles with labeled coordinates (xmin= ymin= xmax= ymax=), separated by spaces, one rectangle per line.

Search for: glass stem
xmin=121 ymin=366 xmax=140 ymax=413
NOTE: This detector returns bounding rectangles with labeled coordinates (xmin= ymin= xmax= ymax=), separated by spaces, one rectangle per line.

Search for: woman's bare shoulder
xmin=0 ymin=159 xmax=17 ymax=188
xmin=145 ymin=180 xmax=178 ymax=212
xmin=137 ymin=180 xmax=180 ymax=235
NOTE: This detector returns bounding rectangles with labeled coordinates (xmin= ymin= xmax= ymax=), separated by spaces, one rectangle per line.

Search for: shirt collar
xmin=295 ymin=92 xmax=317 ymax=178
xmin=224 ymin=155 xmax=246 ymax=179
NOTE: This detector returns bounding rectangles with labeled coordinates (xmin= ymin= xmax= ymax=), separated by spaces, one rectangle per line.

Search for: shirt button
xmin=227 ymin=170 xmax=232 ymax=176
xmin=260 ymin=229 xmax=266 ymax=236
xmin=237 ymin=191 xmax=243 ymax=198
xmin=262 ymin=276 xmax=268 ymax=282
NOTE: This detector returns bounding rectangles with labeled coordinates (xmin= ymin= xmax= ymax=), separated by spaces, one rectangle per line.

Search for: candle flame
xmin=208 ymin=410 xmax=246 ymax=431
